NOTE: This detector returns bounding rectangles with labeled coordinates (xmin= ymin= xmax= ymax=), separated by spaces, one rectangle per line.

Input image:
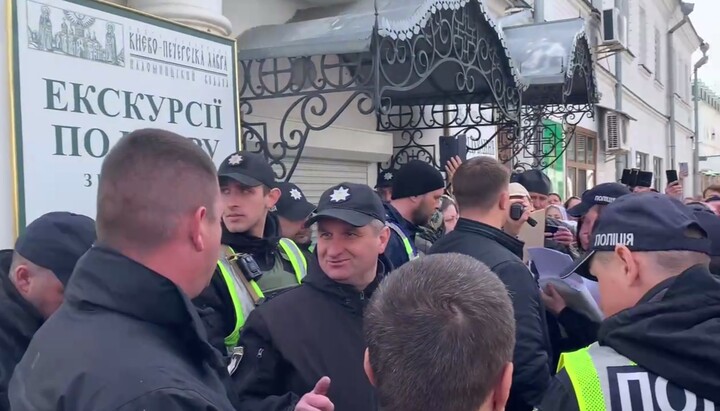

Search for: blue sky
xmin=691 ymin=0 xmax=720 ymax=90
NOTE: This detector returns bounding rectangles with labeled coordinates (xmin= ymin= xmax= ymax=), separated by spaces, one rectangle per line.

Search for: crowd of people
xmin=1 ymin=127 xmax=719 ymax=411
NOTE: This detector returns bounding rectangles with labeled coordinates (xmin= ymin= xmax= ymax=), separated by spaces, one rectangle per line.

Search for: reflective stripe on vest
xmin=278 ymin=238 xmax=307 ymax=281
xmin=561 ymin=343 xmax=719 ymax=410
xmin=386 ymin=222 xmax=418 ymax=261
xmin=217 ymin=246 xmax=264 ymax=349
xmin=218 ymin=240 xmax=308 ymax=349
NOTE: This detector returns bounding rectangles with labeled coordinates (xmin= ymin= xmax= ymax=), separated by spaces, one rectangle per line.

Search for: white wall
xmin=541 ymin=0 xmax=700 ymax=194
xmin=698 ymin=98 xmax=720 ymax=161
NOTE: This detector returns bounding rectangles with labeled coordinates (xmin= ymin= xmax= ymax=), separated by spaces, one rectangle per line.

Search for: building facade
xmin=0 ymin=0 xmax=704 ymax=247
xmin=696 ymin=81 xmax=720 ymax=189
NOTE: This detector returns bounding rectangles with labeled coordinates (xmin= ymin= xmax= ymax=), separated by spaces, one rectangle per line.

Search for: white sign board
xmin=9 ymin=0 xmax=239 ymax=231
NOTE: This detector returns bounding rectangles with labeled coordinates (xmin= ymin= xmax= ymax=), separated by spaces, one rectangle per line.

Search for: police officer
xmin=274 ymin=181 xmax=315 ymax=254
xmin=233 ymin=182 xmax=392 ymax=411
xmin=375 ymin=170 xmax=394 ymax=203
xmin=0 ymin=212 xmax=95 ymax=411
xmin=538 ymin=193 xmax=720 ymax=410
xmin=193 ymin=151 xmax=308 ymax=362
xmin=384 ymin=160 xmax=445 ymax=268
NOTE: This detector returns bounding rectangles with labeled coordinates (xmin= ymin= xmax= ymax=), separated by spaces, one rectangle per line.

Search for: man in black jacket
xmin=233 ymin=182 xmax=391 ymax=411
xmin=384 ymin=160 xmax=445 ymax=268
xmin=9 ymin=129 xmax=239 ymax=410
xmin=0 ymin=212 xmax=95 ymax=411
xmin=539 ymin=193 xmax=720 ymax=410
xmin=429 ymin=157 xmax=552 ymax=411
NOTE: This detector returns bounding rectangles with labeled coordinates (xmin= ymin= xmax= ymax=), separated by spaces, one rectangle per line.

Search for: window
xmin=653 ymin=156 xmax=663 ymax=190
xmin=654 ymin=27 xmax=662 ymax=81
xmin=639 ymin=7 xmax=648 ymax=68
xmin=636 ymin=151 xmax=649 ymax=170
xmin=566 ymin=128 xmax=597 ymax=198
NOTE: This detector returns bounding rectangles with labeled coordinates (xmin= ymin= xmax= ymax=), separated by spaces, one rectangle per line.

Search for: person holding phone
xmin=665 ymin=169 xmax=684 ymax=199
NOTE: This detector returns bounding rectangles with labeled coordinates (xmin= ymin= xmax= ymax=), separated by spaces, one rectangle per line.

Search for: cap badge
xmin=330 ymin=186 xmax=350 ymax=203
xmin=383 ymin=172 xmax=393 ymax=181
xmin=290 ymin=188 xmax=303 ymax=200
xmin=227 ymin=154 xmax=243 ymax=166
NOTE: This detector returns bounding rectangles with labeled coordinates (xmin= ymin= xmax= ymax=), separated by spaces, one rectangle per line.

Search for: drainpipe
xmin=667 ymin=12 xmax=691 ymax=170
xmin=614 ymin=0 xmax=625 ymax=180
xmin=534 ymin=0 xmax=544 ymax=23
xmin=693 ymin=42 xmax=710 ymax=194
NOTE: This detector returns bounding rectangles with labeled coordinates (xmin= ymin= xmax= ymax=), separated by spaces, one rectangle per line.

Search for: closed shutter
xmin=288 ymin=158 xmax=369 ymax=204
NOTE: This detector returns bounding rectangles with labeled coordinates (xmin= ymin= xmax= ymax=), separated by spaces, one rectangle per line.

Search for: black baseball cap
xmin=14 ymin=212 xmax=96 ymax=286
xmin=568 ymin=183 xmax=631 ymax=217
xmin=306 ymin=182 xmax=386 ymax=227
xmin=375 ymin=170 xmax=394 ymax=189
xmin=689 ymin=205 xmax=720 ymax=257
xmin=561 ymin=193 xmax=710 ymax=281
xmin=275 ymin=182 xmax=316 ymax=222
xmin=217 ymin=151 xmax=275 ymax=188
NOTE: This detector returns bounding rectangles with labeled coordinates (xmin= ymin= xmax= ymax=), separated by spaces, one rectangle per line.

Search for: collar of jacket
xmin=0 ymin=251 xmax=44 ymax=343
xmin=384 ymin=203 xmax=419 ymax=238
xmin=64 ymin=245 xmax=223 ymax=368
xmin=599 ymin=264 xmax=720 ymax=403
xmin=454 ymin=218 xmax=524 ymax=259
xmin=302 ymin=256 xmax=389 ymax=314
xmin=221 ymin=213 xmax=282 ymax=264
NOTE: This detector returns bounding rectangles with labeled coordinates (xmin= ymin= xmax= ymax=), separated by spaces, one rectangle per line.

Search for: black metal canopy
xmin=503 ymin=18 xmax=598 ymax=106
xmin=238 ymin=0 xmax=525 ymax=180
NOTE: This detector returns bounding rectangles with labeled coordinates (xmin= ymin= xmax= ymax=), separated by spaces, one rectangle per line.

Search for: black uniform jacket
xmin=8 ymin=246 xmax=239 ymax=411
xmin=383 ymin=203 xmax=419 ymax=269
xmin=0 ymin=249 xmax=44 ymax=411
xmin=232 ymin=256 xmax=390 ymax=411
xmin=429 ymin=218 xmax=552 ymax=411
xmin=194 ymin=214 xmax=301 ymax=353
xmin=538 ymin=264 xmax=720 ymax=410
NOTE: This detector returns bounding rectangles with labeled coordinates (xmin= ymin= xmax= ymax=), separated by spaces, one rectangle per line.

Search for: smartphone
xmin=666 ymin=169 xmax=679 ymax=184
xmin=439 ymin=135 xmax=468 ymax=167
xmin=621 ymin=169 xmax=632 ymax=185
xmin=637 ymin=171 xmax=653 ymax=188
xmin=545 ymin=225 xmax=559 ymax=235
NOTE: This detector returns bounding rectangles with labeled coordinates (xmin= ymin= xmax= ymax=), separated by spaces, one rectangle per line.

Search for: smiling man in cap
xmin=233 ymin=182 xmax=391 ymax=411
xmin=0 ymin=212 xmax=95 ymax=411
xmin=539 ymin=193 xmax=720 ymax=410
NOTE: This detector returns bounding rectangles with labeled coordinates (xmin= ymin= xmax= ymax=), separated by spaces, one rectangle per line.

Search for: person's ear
xmin=615 ymin=244 xmax=638 ymax=285
xmin=490 ymin=362 xmax=513 ymax=411
xmin=190 ymin=206 xmax=207 ymax=252
xmin=498 ymin=190 xmax=510 ymax=211
xmin=266 ymin=187 xmax=282 ymax=209
xmin=13 ymin=264 xmax=32 ymax=295
xmin=377 ymin=226 xmax=390 ymax=254
xmin=363 ymin=348 xmax=376 ymax=387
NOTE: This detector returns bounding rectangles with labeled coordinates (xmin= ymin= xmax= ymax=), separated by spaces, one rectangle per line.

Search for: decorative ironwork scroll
xmin=239 ymin=0 xmax=522 ymax=181
xmin=498 ymin=103 xmax=595 ymax=171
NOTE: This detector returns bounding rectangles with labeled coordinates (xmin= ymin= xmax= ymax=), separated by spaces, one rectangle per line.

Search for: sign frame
xmin=7 ymin=0 xmax=241 ymax=236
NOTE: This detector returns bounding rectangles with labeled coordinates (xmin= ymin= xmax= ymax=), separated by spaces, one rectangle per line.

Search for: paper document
xmin=527 ymin=247 xmax=603 ymax=322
